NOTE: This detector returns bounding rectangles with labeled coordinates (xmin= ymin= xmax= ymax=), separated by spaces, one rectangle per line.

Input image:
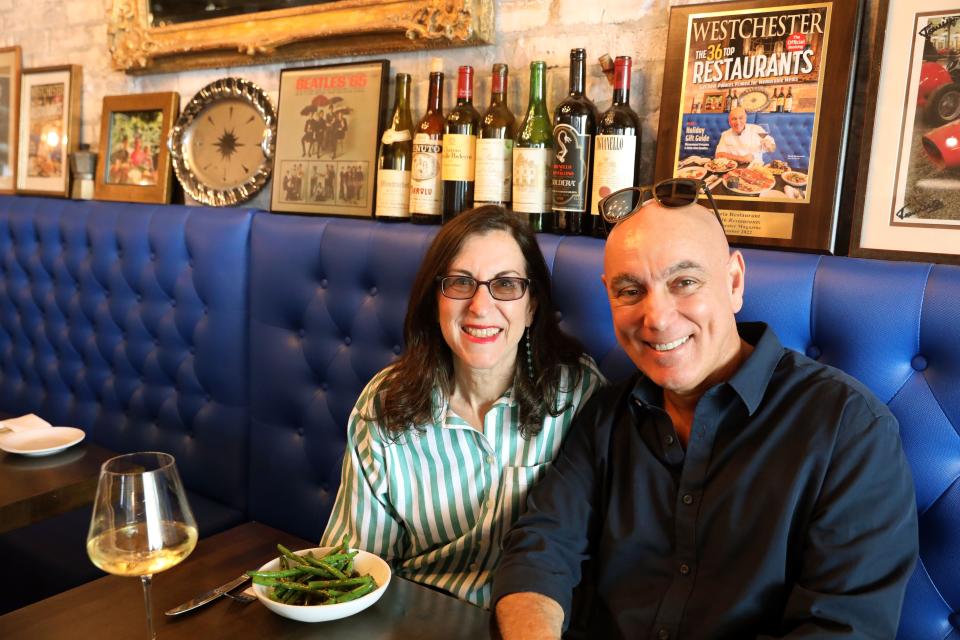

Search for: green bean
xmin=277 ymin=544 xmax=309 ymax=565
xmin=330 ymin=581 xmax=376 ymax=603
xmin=247 ymin=567 xmax=304 ymax=579
xmin=306 ymin=576 xmax=371 ymax=589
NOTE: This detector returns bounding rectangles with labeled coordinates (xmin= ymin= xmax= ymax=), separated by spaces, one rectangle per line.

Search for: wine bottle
xmin=770 ymin=87 xmax=780 ymax=112
xmin=732 ymin=89 xmax=740 ymax=109
xmin=442 ymin=65 xmax=481 ymax=222
xmin=474 ymin=64 xmax=515 ymax=208
xmin=410 ymin=58 xmax=445 ymax=225
xmin=552 ymin=48 xmax=597 ymax=235
xmin=776 ymin=87 xmax=785 ymax=112
xmin=590 ymin=55 xmax=641 ymax=238
xmin=724 ymin=88 xmax=732 ymax=112
xmin=784 ymin=86 xmax=794 ymax=113
xmin=513 ymin=60 xmax=553 ymax=233
xmin=375 ymin=73 xmax=413 ymax=222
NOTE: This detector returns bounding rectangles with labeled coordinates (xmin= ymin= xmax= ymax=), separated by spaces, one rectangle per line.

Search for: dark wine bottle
xmin=552 ymin=48 xmax=597 ymax=235
xmin=375 ymin=73 xmax=413 ymax=222
xmin=590 ymin=55 xmax=641 ymax=238
xmin=784 ymin=86 xmax=794 ymax=113
xmin=513 ymin=60 xmax=553 ymax=233
xmin=410 ymin=58 xmax=445 ymax=225
xmin=442 ymin=65 xmax=481 ymax=222
xmin=474 ymin=63 xmax=515 ymax=208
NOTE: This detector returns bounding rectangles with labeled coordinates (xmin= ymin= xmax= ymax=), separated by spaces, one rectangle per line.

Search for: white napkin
xmin=0 ymin=414 xmax=53 ymax=433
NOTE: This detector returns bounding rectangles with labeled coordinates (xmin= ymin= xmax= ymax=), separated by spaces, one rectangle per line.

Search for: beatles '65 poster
xmin=271 ymin=60 xmax=388 ymax=217
xmin=656 ymin=0 xmax=860 ymax=252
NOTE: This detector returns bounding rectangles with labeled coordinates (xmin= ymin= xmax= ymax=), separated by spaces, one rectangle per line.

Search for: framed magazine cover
xmin=270 ymin=60 xmax=389 ymax=217
xmin=655 ymin=0 xmax=862 ymax=252
xmin=94 ymin=92 xmax=179 ymax=204
xmin=0 ymin=46 xmax=21 ymax=194
xmin=849 ymin=0 xmax=960 ymax=263
xmin=16 ymin=65 xmax=81 ymax=197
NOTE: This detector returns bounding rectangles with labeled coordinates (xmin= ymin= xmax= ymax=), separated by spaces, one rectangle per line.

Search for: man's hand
xmin=495 ymin=592 xmax=564 ymax=640
xmin=715 ymin=150 xmax=750 ymax=164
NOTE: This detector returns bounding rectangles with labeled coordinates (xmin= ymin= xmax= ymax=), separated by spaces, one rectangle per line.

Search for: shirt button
xmin=682 ymin=494 xmax=693 ymax=505
xmin=665 ymin=435 xmax=675 ymax=445
xmin=657 ymin=629 xmax=670 ymax=640
xmin=679 ymin=563 xmax=690 ymax=576
xmin=486 ymin=456 xmax=494 ymax=464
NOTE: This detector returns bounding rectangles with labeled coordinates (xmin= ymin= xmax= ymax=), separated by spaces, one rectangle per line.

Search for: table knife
xmin=164 ymin=574 xmax=251 ymax=616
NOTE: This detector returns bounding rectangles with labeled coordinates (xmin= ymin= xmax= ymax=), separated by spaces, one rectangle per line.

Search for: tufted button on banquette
xmin=298 ymin=427 xmax=305 ymax=436
xmin=805 ymin=345 xmax=821 ymax=359
xmin=344 ymin=336 xmax=352 ymax=346
xmin=369 ymin=286 xmax=378 ymax=296
xmin=393 ymin=345 xmax=402 ymax=355
xmin=911 ymin=355 xmax=928 ymax=371
xmin=320 ymin=279 xmax=328 ymax=288
xmin=321 ymin=383 xmax=329 ymax=391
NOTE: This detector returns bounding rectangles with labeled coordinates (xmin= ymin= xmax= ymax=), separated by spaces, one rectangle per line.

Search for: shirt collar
xmin=629 ymin=322 xmax=783 ymax=416
xmin=435 ymin=385 xmax=518 ymax=430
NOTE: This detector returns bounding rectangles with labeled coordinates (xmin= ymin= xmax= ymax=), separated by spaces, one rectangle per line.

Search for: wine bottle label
xmin=376 ymin=169 xmax=411 ymax=218
xmin=512 ymin=147 xmax=552 ymax=213
xmin=552 ymin=124 xmax=591 ymax=212
xmin=410 ymin=134 xmax=442 ymax=216
xmin=382 ymin=128 xmax=413 ymax=145
xmin=441 ymin=133 xmax=476 ymax=182
xmin=474 ymin=138 xmax=513 ymax=203
xmin=591 ymin=134 xmax=637 ymax=215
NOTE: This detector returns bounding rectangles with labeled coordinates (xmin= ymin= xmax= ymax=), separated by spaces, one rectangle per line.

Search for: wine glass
xmin=86 ymin=452 xmax=197 ymax=639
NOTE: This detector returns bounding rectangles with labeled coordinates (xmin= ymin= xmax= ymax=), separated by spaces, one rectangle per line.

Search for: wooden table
xmin=0 ymin=441 xmax=116 ymax=534
xmin=0 ymin=521 xmax=492 ymax=639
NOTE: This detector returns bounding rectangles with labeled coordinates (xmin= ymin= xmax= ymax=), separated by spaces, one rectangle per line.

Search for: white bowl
xmin=253 ymin=547 xmax=391 ymax=623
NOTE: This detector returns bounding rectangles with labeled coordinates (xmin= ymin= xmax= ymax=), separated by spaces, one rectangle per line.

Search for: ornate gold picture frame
xmin=108 ymin=0 xmax=494 ymax=75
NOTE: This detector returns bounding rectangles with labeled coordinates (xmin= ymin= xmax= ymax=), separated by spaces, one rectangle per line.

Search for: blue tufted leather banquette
xmin=0 ymin=196 xmax=957 ymax=637
xmin=0 ymin=196 xmax=253 ymax=611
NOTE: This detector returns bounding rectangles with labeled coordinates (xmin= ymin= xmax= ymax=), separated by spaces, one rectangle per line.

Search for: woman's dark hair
xmin=373 ymin=206 xmax=586 ymax=439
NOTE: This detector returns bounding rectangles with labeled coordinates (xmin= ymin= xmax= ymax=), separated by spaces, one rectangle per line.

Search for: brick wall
xmin=1 ymin=0 xmax=724 ymax=185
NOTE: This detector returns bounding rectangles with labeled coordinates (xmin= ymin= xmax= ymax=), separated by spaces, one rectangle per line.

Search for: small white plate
xmin=0 ymin=427 xmax=86 ymax=456
xmin=253 ymin=547 xmax=391 ymax=623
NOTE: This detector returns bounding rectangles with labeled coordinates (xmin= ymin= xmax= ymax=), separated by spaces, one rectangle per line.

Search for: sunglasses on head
xmin=597 ymin=178 xmax=725 ymax=231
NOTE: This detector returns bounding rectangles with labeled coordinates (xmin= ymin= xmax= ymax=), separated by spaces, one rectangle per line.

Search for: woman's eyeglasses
xmin=437 ymin=276 xmax=530 ymax=301
xmin=597 ymin=178 xmax=725 ymax=230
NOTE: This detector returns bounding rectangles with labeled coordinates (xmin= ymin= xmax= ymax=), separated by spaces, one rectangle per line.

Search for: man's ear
xmin=728 ymin=250 xmax=746 ymax=313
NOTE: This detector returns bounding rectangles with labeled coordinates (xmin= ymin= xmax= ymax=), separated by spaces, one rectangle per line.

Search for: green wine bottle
xmin=513 ymin=61 xmax=553 ymax=232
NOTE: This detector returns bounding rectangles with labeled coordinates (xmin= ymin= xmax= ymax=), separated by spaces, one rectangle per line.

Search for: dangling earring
xmin=525 ymin=327 xmax=534 ymax=380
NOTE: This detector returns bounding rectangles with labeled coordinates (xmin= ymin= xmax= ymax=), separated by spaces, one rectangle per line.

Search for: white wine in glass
xmin=87 ymin=452 xmax=197 ymax=639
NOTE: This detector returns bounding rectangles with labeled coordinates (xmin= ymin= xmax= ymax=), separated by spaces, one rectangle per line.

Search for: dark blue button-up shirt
xmin=493 ymin=323 xmax=918 ymax=639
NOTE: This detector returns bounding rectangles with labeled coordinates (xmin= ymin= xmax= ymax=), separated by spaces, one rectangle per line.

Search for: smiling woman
xmin=318 ymin=206 xmax=605 ymax=610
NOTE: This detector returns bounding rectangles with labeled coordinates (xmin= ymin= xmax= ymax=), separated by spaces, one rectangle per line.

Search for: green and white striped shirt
xmin=320 ymin=357 xmax=605 ymax=609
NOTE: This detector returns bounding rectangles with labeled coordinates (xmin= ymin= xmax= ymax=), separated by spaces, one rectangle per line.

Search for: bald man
xmin=715 ymin=106 xmax=776 ymax=165
xmin=492 ymin=201 xmax=917 ymax=639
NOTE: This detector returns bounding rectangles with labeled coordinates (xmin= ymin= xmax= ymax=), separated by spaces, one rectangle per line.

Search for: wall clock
xmin=168 ymin=77 xmax=276 ymax=206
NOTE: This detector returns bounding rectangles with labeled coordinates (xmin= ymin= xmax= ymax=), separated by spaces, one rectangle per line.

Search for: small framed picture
xmin=94 ymin=92 xmax=179 ymax=203
xmin=0 ymin=46 xmax=22 ymax=194
xmin=16 ymin=65 xmax=81 ymax=197
xmin=270 ymin=59 xmax=389 ymax=217
xmin=701 ymin=91 xmax=726 ymax=114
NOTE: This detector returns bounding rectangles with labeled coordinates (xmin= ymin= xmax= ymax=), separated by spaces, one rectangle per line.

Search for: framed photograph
xmin=270 ymin=60 xmax=389 ymax=217
xmin=94 ymin=92 xmax=179 ymax=203
xmin=16 ymin=65 xmax=81 ymax=197
xmin=0 ymin=46 xmax=21 ymax=194
xmin=849 ymin=0 xmax=960 ymax=264
xmin=701 ymin=90 xmax=727 ymax=113
xmin=655 ymin=0 xmax=862 ymax=252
